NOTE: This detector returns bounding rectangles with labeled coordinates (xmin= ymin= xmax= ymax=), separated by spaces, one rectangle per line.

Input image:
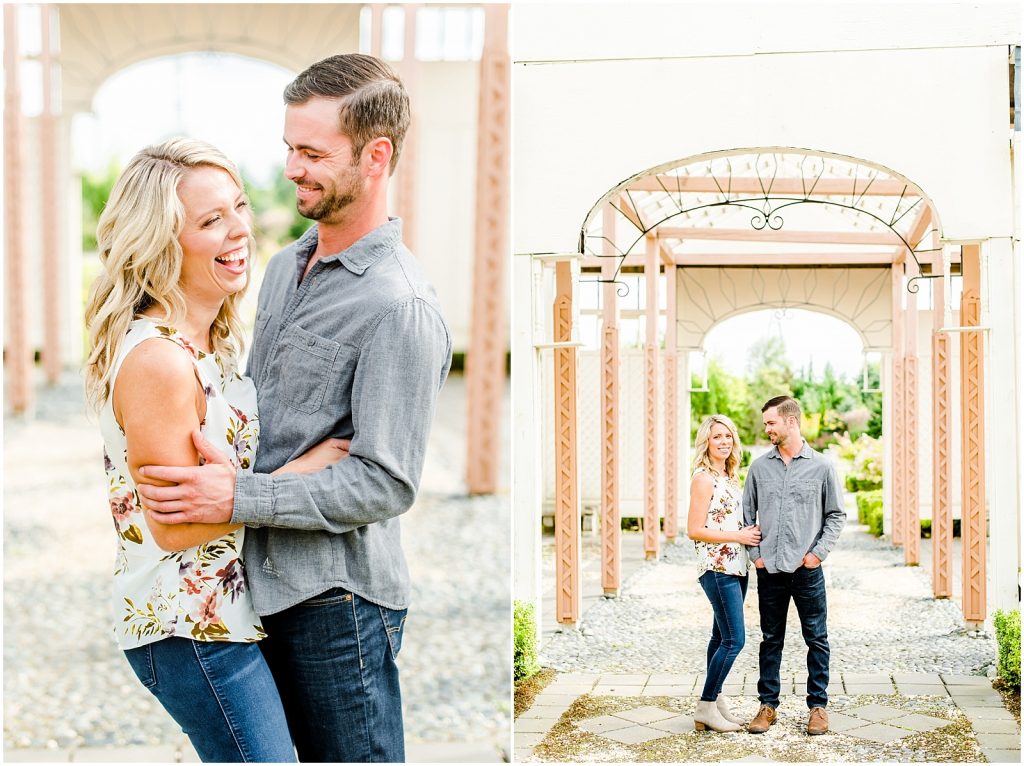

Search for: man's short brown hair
xmin=762 ymin=395 xmax=802 ymax=421
xmin=284 ymin=53 xmax=411 ymax=174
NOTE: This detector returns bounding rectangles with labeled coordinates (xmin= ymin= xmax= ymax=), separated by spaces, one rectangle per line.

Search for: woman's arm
xmin=114 ymin=338 xmax=242 ymax=552
xmin=687 ymin=473 xmax=760 ymax=545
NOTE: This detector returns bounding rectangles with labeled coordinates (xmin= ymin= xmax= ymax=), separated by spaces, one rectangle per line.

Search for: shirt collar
xmin=293 ymin=217 xmax=403 ymax=277
xmin=767 ymin=440 xmax=813 ymax=460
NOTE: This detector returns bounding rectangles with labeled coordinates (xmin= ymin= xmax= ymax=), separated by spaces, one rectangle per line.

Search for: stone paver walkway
xmin=516 ymin=672 xmax=1020 ymax=762
xmin=520 ymin=515 xmax=1018 ymax=762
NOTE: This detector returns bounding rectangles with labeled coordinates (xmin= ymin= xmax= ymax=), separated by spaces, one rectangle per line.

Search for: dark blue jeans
xmin=123 ymin=637 xmax=296 ymax=763
xmin=258 ymin=588 xmax=408 ymax=763
xmin=698 ymin=570 xmax=748 ymax=701
xmin=755 ymin=564 xmax=830 ymax=709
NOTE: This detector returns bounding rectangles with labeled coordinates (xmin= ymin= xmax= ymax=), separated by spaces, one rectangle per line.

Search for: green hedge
xmin=514 ymin=600 xmax=540 ymax=682
xmin=994 ymin=609 xmax=1021 ymax=689
xmin=866 ymin=505 xmax=884 ymax=537
xmin=846 ymin=476 xmax=883 ymax=493
xmin=919 ymin=519 xmax=962 ymax=538
xmin=856 ymin=490 xmax=883 ymax=526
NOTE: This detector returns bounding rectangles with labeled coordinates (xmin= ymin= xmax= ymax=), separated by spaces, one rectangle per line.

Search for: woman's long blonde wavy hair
xmin=84 ymin=138 xmax=253 ymax=411
xmin=692 ymin=414 xmax=743 ymax=482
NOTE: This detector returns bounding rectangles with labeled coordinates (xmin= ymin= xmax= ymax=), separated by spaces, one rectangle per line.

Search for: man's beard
xmin=297 ymin=164 xmax=361 ymax=221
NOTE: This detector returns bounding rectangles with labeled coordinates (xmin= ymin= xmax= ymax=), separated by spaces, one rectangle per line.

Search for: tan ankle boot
xmin=716 ymin=694 xmax=744 ymax=725
xmin=693 ymin=699 xmax=742 ymax=732
xmin=747 ymin=703 xmax=777 ymax=733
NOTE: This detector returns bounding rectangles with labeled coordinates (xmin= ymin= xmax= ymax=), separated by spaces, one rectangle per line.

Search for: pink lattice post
xmin=40 ymin=5 xmax=61 ymax=383
xmin=959 ymin=244 xmax=986 ymax=626
xmin=394 ymin=4 xmax=419 ymax=253
xmin=4 ymin=5 xmax=32 ymax=413
xmin=890 ymin=265 xmax=906 ymax=545
xmin=465 ymin=4 xmax=509 ymax=494
xmin=903 ymin=258 xmax=920 ymax=566
xmin=931 ymin=248 xmax=953 ymax=598
xmin=600 ymin=207 xmax=621 ymax=595
xmin=663 ymin=252 xmax=678 ymax=543
xmin=643 ymin=236 xmax=660 ymax=560
xmin=553 ymin=261 xmax=581 ymax=624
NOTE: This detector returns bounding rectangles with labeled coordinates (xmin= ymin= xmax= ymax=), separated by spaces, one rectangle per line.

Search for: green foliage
xmin=866 ymin=503 xmax=885 ymax=537
xmin=920 ymin=519 xmax=931 ymax=538
xmin=691 ymin=336 xmax=884 ymax=450
xmin=993 ymin=609 xmax=1021 ymax=689
xmin=513 ymin=600 xmax=540 ymax=681
xmin=834 ymin=433 xmax=883 ymax=492
xmin=856 ymin=490 xmax=883 ymax=526
xmin=81 ymin=160 xmax=123 ymax=252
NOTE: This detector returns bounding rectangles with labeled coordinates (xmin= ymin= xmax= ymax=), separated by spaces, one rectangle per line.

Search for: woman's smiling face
xmin=176 ymin=165 xmax=252 ymax=305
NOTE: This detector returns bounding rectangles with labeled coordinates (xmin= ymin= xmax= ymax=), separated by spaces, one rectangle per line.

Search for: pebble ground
xmin=3 ymin=373 xmax=511 ymax=756
xmin=541 ymin=522 xmax=997 ymax=677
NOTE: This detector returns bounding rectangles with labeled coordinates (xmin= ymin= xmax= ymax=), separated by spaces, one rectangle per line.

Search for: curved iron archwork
xmin=580 ymin=152 xmax=940 ymax=296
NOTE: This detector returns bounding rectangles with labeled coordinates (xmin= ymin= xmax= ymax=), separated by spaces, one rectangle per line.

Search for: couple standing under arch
xmin=688 ymin=395 xmax=846 ymax=735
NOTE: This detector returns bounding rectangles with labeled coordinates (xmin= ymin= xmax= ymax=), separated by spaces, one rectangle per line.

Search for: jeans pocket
xmin=124 ymin=644 xmax=158 ymax=689
xmin=304 ymin=587 xmax=354 ymax=607
xmin=378 ymin=606 xmax=408 ymax=661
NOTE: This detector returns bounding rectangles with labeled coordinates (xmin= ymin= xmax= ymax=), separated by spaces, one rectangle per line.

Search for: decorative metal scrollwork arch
xmin=580 ymin=150 xmax=944 ymax=295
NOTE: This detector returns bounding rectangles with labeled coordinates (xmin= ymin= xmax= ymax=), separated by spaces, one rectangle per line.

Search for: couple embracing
xmin=84 ymin=53 xmax=451 ymax=762
xmin=687 ymin=396 xmax=846 ymax=736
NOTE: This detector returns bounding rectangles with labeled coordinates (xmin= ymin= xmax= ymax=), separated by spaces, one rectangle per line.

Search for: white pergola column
xmin=982 ymin=236 xmax=1020 ymax=614
xmin=512 ymin=253 xmax=543 ymax=627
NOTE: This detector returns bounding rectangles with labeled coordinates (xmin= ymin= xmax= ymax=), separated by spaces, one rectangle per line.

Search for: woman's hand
xmin=734 ymin=525 xmax=761 ymax=546
xmin=275 ymin=438 xmax=351 ymax=475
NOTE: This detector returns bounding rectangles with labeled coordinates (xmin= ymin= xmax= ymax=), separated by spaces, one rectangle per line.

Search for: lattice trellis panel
xmin=663 ymin=350 xmax=679 ymax=541
xmin=892 ymin=356 xmax=906 ymax=544
xmin=601 ymin=325 xmax=621 ymax=593
xmin=959 ymin=287 xmax=986 ymax=624
xmin=904 ymin=353 xmax=920 ymax=564
xmin=643 ymin=343 xmax=660 ymax=558
xmin=465 ymin=8 xmax=510 ymax=494
xmin=553 ymin=284 xmax=580 ymax=625
xmin=932 ymin=331 xmax=953 ymax=597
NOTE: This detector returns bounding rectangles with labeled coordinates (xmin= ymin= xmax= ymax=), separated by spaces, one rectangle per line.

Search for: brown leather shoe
xmin=807 ymin=707 xmax=829 ymax=735
xmin=747 ymin=704 xmax=777 ymax=733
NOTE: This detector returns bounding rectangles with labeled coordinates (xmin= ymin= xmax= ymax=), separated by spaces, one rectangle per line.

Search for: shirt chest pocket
xmin=278 ymin=325 xmax=342 ymax=414
xmin=793 ymin=480 xmax=820 ymax=504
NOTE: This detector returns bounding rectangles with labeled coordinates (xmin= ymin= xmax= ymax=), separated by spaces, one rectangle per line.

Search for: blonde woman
xmin=84 ymin=138 xmax=344 ymax=762
xmin=687 ymin=415 xmax=760 ymax=733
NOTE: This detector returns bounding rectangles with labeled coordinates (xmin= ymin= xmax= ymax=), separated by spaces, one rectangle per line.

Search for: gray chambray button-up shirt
xmin=742 ymin=441 xmax=846 ymax=574
xmin=232 ymin=218 xmax=452 ymax=616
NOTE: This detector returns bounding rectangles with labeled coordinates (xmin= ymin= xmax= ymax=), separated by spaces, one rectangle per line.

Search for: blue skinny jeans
xmin=123 ymin=637 xmax=295 ymax=762
xmin=698 ymin=570 xmax=748 ymax=701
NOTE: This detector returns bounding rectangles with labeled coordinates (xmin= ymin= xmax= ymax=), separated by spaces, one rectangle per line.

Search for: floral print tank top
xmin=693 ymin=467 xmax=750 ymax=577
xmin=99 ymin=318 xmax=264 ymax=649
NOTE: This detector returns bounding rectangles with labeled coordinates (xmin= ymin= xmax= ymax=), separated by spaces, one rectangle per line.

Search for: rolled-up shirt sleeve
xmin=810 ymin=463 xmax=846 ymax=561
xmin=232 ymin=297 xmax=451 ymax=532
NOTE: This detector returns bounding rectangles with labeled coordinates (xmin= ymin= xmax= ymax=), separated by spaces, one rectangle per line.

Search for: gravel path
xmin=3 ymin=374 xmax=510 ymax=751
xmin=540 ymin=523 xmax=996 ymax=677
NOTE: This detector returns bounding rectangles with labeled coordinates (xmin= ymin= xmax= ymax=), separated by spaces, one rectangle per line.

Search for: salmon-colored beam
xmin=655 ymin=228 xmax=905 ymax=245
xmin=626 ymin=176 xmax=919 ymax=196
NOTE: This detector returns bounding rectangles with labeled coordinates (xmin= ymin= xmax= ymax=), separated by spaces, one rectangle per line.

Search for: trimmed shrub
xmin=994 ymin=609 xmax=1021 ymax=689
xmin=867 ymin=505 xmax=884 ymax=537
xmin=514 ymin=600 xmax=540 ymax=682
xmin=856 ymin=490 xmax=883 ymax=526
xmin=920 ymin=519 xmax=931 ymax=538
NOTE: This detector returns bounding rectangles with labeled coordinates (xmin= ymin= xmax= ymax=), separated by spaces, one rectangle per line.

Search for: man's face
xmin=762 ymin=407 xmax=790 ymax=447
xmin=283 ymin=97 xmax=363 ymax=223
